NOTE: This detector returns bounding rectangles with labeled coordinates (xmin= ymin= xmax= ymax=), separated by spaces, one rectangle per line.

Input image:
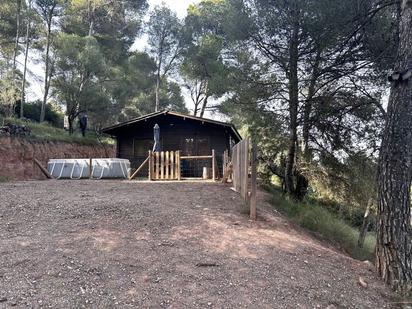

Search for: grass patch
xmin=0 ymin=175 xmax=10 ymax=183
xmin=1 ymin=117 xmax=114 ymax=146
xmin=266 ymin=185 xmax=375 ymax=261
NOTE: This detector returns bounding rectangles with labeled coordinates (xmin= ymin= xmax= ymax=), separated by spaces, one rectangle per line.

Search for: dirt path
xmin=0 ymin=180 xmax=395 ymax=308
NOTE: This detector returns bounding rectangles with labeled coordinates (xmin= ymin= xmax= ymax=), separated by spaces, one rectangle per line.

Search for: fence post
xmin=250 ymin=142 xmax=257 ymax=220
xmin=233 ymin=146 xmax=237 ymax=190
xmin=160 ymin=151 xmax=164 ymax=180
xmin=148 ymin=151 xmax=152 ymax=180
xmin=165 ymin=151 xmax=169 ymax=179
xmin=212 ymin=149 xmax=216 ymax=181
xmin=171 ymin=151 xmax=174 ymax=179
xmin=177 ymin=151 xmax=181 ymax=181
xmin=241 ymin=138 xmax=249 ymax=201
xmin=155 ymin=151 xmax=160 ymax=180
xmin=89 ymin=158 xmax=93 ymax=179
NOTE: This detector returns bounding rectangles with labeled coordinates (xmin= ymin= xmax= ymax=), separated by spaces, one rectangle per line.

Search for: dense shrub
xmin=14 ymin=100 xmax=64 ymax=127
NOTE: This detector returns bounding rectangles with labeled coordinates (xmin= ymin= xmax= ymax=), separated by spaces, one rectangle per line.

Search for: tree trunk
xmin=358 ymin=198 xmax=372 ymax=248
xmin=294 ymin=172 xmax=308 ymax=200
xmin=87 ymin=0 xmax=94 ymax=36
xmin=20 ymin=0 xmax=32 ymax=119
xmin=68 ymin=116 xmax=74 ymax=135
xmin=155 ymin=40 xmax=164 ymax=112
xmin=376 ymin=0 xmax=412 ymax=293
xmin=302 ymin=49 xmax=321 ymax=160
xmin=199 ymin=80 xmax=209 ymax=118
xmin=295 ymin=50 xmax=322 ymax=199
xmin=284 ymin=10 xmax=299 ymax=196
xmin=12 ymin=0 xmax=22 ymax=80
xmin=12 ymin=0 xmax=22 ymax=112
xmin=199 ymin=96 xmax=207 ymax=118
xmin=40 ymin=6 xmax=55 ymax=122
xmin=155 ymin=74 xmax=160 ymax=112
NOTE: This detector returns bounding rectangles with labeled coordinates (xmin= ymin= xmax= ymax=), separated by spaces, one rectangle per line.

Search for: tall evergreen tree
xmin=376 ymin=0 xmax=412 ymax=293
xmin=35 ymin=0 xmax=63 ymax=122
xmin=146 ymin=4 xmax=182 ymax=112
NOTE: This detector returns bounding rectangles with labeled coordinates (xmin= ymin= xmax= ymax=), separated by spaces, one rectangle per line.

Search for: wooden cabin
xmin=101 ymin=110 xmax=241 ymax=179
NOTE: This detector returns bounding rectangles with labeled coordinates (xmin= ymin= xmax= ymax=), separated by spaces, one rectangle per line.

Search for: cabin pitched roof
xmin=101 ymin=110 xmax=242 ymax=142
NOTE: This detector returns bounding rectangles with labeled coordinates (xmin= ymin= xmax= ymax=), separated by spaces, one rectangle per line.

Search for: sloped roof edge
xmin=101 ymin=110 xmax=242 ymax=141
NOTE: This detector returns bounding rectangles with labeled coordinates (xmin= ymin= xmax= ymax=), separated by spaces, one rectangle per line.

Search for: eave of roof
xmin=101 ymin=110 xmax=242 ymax=141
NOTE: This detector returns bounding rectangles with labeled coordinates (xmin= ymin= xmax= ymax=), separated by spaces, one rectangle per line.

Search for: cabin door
xmin=181 ymin=137 xmax=211 ymax=178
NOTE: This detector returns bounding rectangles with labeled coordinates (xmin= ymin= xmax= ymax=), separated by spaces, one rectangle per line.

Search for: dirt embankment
xmin=0 ymin=136 xmax=115 ymax=181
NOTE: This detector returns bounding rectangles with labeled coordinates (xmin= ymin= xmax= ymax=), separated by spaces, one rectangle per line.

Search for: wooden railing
xmin=231 ymin=137 xmax=257 ymax=220
xmin=180 ymin=149 xmax=217 ymax=180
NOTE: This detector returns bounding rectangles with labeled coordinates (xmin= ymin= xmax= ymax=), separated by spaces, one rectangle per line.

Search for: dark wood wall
xmin=113 ymin=114 xmax=236 ymax=178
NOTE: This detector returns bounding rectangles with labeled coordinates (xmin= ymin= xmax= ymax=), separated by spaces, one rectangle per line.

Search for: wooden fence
xmin=180 ymin=149 xmax=217 ymax=180
xmin=129 ymin=150 xmax=218 ymax=181
xmin=231 ymin=137 xmax=257 ymax=220
xmin=149 ymin=150 xmax=181 ymax=180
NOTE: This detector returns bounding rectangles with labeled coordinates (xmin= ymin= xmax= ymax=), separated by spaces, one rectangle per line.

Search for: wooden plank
xmin=236 ymin=143 xmax=241 ymax=192
xmin=148 ymin=151 xmax=152 ymax=180
xmin=222 ymin=149 xmax=232 ymax=183
xmin=130 ymin=155 xmax=149 ymax=180
xmin=165 ymin=151 xmax=169 ymax=179
xmin=155 ymin=152 xmax=159 ymax=180
xmin=240 ymin=141 xmax=245 ymax=194
xmin=177 ymin=151 xmax=181 ymax=180
xmin=33 ymin=158 xmax=53 ymax=179
xmin=235 ymin=144 xmax=239 ymax=191
xmin=180 ymin=155 xmax=213 ymax=159
xmin=160 ymin=151 xmax=164 ymax=179
xmin=250 ymin=142 xmax=257 ymax=220
xmin=225 ymin=149 xmax=231 ymax=181
xmin=242 ymin=138 xmax=250 ymax=201
xmin=223 ymin=150 xmax=228 ymax=178
xmin=170 ymin=151 xmax=174 ymax=179
xmin=232 ymin=146 xmax=237 ymax=189
xmin=212 ymin=149 xmax=216 ymax=181
xmin=228 ymin=150 xmax=232 ymax=181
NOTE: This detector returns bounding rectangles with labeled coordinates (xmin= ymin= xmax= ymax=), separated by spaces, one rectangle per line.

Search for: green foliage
xmin=120 ymin=79 xmax=188 ymax=120
xmin=0 ymin=175 xmax=10 ymax=183
xmin=53 ymin=33 xmax=108 ymax=130
xmin=146 ymin=4 xmax=182 ymax=70
xmin=215 ymin=0 xmax=390 ymax=210
xmin=145 ymin=4 xmax=183 ymax=111
xmin=0 ymin=74 xmax=19 ymax=117
xmin=2 ymin=117 xmax=113 ymax=145
xmin=181 ymin=0 xmax=252 ymax=116
xmin=14 ymin=100 xmax=64 ymax=127
xmin=0 ymin=0 xmax=18 ymax=58
xmin=266 ymin=185 xmax=375 ymax=261
xmin=62 ymin=0 xmax=147 ymax=62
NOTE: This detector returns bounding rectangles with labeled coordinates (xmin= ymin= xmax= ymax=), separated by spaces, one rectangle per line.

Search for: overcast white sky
xmin=147 ymin=0 xmax=198 ymax=19
xmin=26 ymin=0 xmax=201 ymax=112
xmin=132 ymin=0 xmax=199 ymax=51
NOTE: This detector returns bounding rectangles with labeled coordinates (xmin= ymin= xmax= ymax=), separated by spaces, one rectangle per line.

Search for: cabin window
xmin=196 ymin=137 xmax=209 ymax=155
xmin=134 ymin=138 xmax=154 ymax=157
xmin=182 ymin=137 xmax=195 ymax=156
xmin=181 ymin=137 xmax=210 ymax=155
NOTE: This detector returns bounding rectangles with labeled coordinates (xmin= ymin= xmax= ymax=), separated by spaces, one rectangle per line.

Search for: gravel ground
xmin=0 ymin=180 xmax=397 ymax=308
